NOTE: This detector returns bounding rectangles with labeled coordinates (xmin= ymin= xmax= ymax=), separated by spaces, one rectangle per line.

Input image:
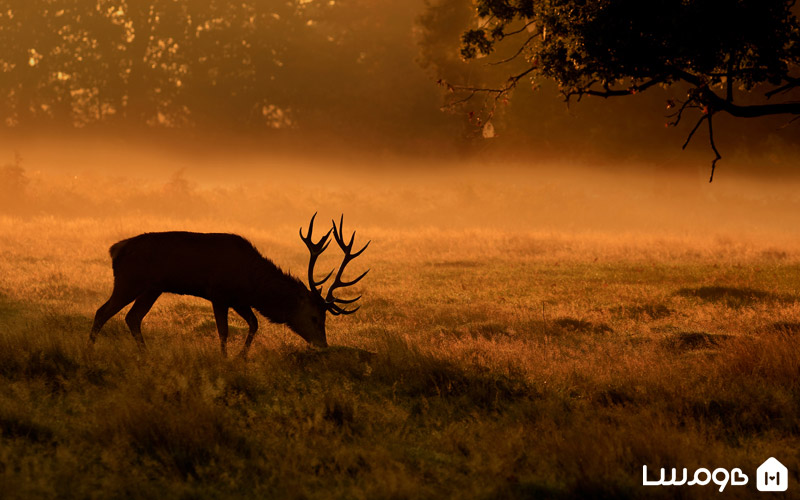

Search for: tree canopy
xmin=451 ymin=0 xmax=800 ymax=179
xmin=0 ymin=0 xmax=446 ymax=141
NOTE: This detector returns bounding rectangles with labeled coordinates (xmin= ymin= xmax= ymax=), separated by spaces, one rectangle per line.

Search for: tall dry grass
xmin=0 ymin=163 xmax=799 ymax=498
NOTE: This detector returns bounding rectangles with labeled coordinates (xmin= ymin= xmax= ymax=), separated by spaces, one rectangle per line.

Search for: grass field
xmin=0 ymin=159 xmax=799 ymax=499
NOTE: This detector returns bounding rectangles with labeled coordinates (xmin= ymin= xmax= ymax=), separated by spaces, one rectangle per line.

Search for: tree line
xmin=0 ymin=0 xmax=445 ymax=136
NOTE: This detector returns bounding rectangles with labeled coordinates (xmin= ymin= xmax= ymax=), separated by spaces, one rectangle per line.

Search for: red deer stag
xmin=89 ymin=214 xmax=369 ymax=355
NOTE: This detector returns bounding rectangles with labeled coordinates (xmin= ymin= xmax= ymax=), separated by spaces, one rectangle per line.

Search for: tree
xmin=450 ymin=0 xmax=800 ymax=180
xmin=0 ymin=0 xmax=451 ymax=141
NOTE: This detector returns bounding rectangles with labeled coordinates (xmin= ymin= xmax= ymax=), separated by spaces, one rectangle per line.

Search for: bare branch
xmin=682 ymin=114 xmax=709 ymax=150
xmin=489 ymin=31 xmax=540 ymax=66
xmin=565 ymin=78 xmax=665 ymax=101
xmin=500 ymin=20 xmax=537 ymax=38
xmin=707 ymin=113 xmax=722 ymax=183
xmin=506 ymin=66 xmax=537 ymax=87
xmin=675 ymin=70 xmax=800 ymax=117
xmin=677 ymin=111 xmax=722 ymax=182
xmin=443 ymin=89 xmax=483 ymax=109
xmin=765 ymin=76 xmax=800 ymax=98
xmin=667 ymin=99 xmax=702 ymax=127
xmin=477 ymin=16 xmax=496 ymax=30
xmin=442 ymin=65 xmax=536 ymax=110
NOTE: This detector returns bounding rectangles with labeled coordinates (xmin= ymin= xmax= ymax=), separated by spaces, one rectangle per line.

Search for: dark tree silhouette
xmin=451 ymin=0 xmax=800 ymax=180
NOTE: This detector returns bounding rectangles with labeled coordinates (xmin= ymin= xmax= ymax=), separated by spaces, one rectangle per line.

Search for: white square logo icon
xmin=757 ymin=457 xmax=788 ymax=492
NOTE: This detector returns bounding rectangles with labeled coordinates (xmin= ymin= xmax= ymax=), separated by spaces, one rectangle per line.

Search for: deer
xmin=89 ymin=213 xmax=369 ymax=356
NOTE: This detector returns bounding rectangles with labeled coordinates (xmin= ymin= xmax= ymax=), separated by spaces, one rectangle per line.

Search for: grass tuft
xmin=610 ymin=302 xmax=673 ymax=320
xmin=675 ymin=285 xmax=793 ymax=308
xmin=662 ymin=331 xmax=732 ymax=351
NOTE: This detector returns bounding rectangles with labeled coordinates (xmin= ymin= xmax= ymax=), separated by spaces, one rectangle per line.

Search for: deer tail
xmin=108 ymin=239 xmax=129 ymax=261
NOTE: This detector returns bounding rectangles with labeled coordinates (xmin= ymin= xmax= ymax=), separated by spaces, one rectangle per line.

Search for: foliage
xmin=446 ymin=0 xmax=800 ymax=178
xmin=0 ymin=0 xmax=440 ymax=135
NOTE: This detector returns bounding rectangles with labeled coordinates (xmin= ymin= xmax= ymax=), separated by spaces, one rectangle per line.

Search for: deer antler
xmin=326 ymin=215 xmax=370 ymax=315
xmin=299 ymin=212 xmax=334 ymax=294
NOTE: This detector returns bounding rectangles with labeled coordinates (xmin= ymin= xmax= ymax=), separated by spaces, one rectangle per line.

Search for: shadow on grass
xmin=487 ymin=477 xmax=644 ymax=500
xmin=0 ymin=290 xmax=23 ymax=319
xmin=0 ymin=311 xmax=119 ymax=389
xmin=288 ymin=338 xmax=532 ymax=412
xmin=467 ymin=321 xmax=513 ymax=339
xmin=287 ymin=345 xmax=377 ymax=381
xmin=686 ymin=394 xmax=796 ymax=437
xmin=769 ymin=322 xmax=800 ymax=335
xmin=675 ymin=286 xmax=794 ymax=308
xmin=474 ymin=317 xmax=613 ymax=340
xmin=593 ymin=386 xmax=638 ymax=408
xmin=98 ymin=397 xmax=251 ymax=480
xmin=0 ymin=404 xmax=55 ymax=444
xmin=610 ymin=303 xmax=673 ymax=321
xmin=549 ymin=317 xmax=613 ymax=335
xmin=662 ymin=331 xmax=732 ymax=352
xmin=524 ymin=317 xmax=613 ymax=338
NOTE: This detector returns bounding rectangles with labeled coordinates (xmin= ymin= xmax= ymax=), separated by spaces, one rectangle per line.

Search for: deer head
xmin=293 ymin=213 xmax=369 ymax=347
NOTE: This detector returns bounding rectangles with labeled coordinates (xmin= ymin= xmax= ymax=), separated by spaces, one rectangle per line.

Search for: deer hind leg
xmin=232 ymin=305 xmax=258 ymax=358
xmin=124 ymin=290 xmax=161 ymax=347
xmin=212 ymin=302 xmax=229 ymax=357
xmin=90 ymin=287 xmax=140 ymax=342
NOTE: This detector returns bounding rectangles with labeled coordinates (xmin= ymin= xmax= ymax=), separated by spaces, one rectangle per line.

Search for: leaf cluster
xmin=464 ymin=0 xmax=800 ymax=92
xmin=456 ymin=0 xmax=800 ymax=178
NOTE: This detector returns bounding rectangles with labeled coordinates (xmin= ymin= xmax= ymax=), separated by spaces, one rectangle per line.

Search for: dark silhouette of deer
xmin=89 ymin=214 xmax=369 ymax=356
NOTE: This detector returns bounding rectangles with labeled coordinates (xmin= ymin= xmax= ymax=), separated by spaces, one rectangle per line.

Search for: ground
xmin=0 ymin=161 xmax=798 ymax=499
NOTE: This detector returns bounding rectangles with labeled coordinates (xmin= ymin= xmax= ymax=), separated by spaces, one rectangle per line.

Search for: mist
xmin=1 ymin=0 xmax=799 ymax=246
xmin=2 ymin=136 xmax=799 ymax=252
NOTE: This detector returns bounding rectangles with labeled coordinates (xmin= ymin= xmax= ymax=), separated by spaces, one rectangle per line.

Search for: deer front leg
xmin=233 ymin=305 xmax=258 ymax=358
xmin=212 ymin=302 xmax=229 ymax=356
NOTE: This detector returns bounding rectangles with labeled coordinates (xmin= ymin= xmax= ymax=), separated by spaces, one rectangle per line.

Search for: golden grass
xmin=0 ymin=166 xmax=799 ymax=499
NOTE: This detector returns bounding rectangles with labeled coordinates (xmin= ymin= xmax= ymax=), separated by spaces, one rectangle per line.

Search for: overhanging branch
xmin=682 ymin=114 xmax=709 ymax=150
xmin=675 ymin=70 xmax=800 ymax=117
xmin=707 ymin=113 xmax=722 ymax=183
xmin=564 ymin=78 xmax=666 ymax=101
xmin=489 ymin=31 xmax=541 ymax=66
xmin=764 ymin=76 xmax=800 ymax=98
xmin=441 ymin=65 xmax=536 ymax=109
